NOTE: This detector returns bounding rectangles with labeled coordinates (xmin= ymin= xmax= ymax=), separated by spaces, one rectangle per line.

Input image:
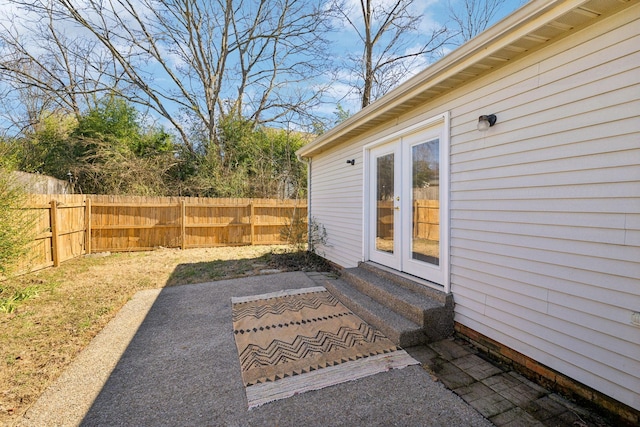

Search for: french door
xmin=367 ymin=122 xmax=448 ymax=288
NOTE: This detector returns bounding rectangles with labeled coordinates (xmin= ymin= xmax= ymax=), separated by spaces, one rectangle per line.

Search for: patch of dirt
xmin=266 ymin=250 xmax=333 ymax=272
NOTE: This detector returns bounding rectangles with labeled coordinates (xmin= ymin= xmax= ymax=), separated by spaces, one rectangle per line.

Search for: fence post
xmin=85 ymin=197 xmax=92 ymax=254
xmin=180 ymin=199 xmax=186 ymax=250
xmin=50 ymin=200 xmax=60 ymax=267
xmin=249 ymin=200 xmax=256 ymax=245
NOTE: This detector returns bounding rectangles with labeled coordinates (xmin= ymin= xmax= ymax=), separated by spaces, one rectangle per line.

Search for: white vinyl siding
xmin=448 ymin=7 xmax=640 ymax=410
xmin=309 ymin=142 xmax=364 ymax=268
xmin=305 ymin=2 xmax=640 ymax=411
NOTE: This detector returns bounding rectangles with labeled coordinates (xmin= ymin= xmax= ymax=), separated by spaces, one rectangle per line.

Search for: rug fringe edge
xmin=245 ymin=350 xmax=419 ymax=409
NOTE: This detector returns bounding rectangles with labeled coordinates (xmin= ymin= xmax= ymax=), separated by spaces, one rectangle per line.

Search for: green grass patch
xmin=0 ymin=285 xmax=40 ymax=313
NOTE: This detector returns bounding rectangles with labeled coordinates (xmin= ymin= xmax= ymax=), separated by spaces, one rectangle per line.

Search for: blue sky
xmin=0 ymin=0 xmax=527 ymax=136
xmin=321 ymin=0 xmax=527 ymax=118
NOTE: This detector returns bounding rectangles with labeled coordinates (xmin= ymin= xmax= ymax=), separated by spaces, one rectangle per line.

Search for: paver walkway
xmin=408 ymin=339 xmax=613 ymax=427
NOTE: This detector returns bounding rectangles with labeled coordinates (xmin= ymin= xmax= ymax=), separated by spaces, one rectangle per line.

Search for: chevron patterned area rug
xmin=231 ymin=286 xmax=419 ymax=408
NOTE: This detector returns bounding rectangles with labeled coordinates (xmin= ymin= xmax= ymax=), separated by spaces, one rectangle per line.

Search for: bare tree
xmin=448 ymin=0 xmax=512 ymax=43
xmin=0 ymin=5 xmax=118 ymax=135
xmin=332 ymin=0 xmax=449 ymax=109
xmin=3 ymin=0 xmax=332 ymax=155
xmin=229 ymin=0 xmax=332 ymax=126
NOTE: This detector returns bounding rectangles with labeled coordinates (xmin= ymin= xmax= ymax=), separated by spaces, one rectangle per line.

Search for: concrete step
xmin=325 ymin=263 xmax=454 ymax=346
xmin=324 ymin=278 xmax=427 ymax=348
xmin=341 ymin=266 xmax=446 ymax=328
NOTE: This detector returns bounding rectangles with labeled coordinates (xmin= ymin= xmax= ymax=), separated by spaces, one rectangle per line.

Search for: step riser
xmin=341 ymin=269 xmax=427 ymax=326
xmin=324 ymin=281 xmax=427 ymax=348
xmin=423 ymin=308 xmax=454 ymax=342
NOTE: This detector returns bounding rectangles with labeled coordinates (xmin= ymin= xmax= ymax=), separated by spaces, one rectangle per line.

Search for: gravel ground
xmin=18 ymin=271 xmax=491 ymax=427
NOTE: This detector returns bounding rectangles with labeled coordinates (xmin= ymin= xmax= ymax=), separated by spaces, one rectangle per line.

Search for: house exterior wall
xmin=308 ymin=3 xmax=640 ymax=411
xmin=309 ymin=140 xmax=364 ymax=268
xmin=446 ymin=7 xmax=640 ymax=411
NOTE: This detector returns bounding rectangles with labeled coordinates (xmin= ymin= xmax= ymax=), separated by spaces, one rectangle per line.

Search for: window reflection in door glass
xmin=376 ymin=153 xmax=394 ymax=253
xmin=411 ymin=140 xmax=439 ymax=265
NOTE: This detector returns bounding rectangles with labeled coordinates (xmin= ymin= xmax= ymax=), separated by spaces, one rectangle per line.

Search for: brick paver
xmin=429 ymin=337 xmax=476 ymax=361
xmin=452 ymin=354 xmax=504 ymax=381
xmin=417 ymin=338 xmax=614 ymax=427
xmin=433 ymin=360 xmax=476 ymax=389
xmin=469 ymin=392 xmax=516 ymax=418
xmin=489 ymin=407 xmax=545 ymax=427
xmin=454 ymin=382 xmax=496 ymax=403
xmin=526 ymin=395 xmax=571 ymax=422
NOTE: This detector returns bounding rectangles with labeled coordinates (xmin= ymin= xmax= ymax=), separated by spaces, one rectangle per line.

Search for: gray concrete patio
xmin=18 ymin=272 xmax=491 ymax=426
xmin=17 ymin=271 xmax=612 ymax=426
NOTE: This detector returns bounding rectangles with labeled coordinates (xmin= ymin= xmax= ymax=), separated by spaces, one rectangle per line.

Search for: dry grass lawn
xmin=0 ymin=245 xmax=329 ymax=426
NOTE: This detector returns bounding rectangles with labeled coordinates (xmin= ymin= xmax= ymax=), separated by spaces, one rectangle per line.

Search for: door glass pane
xmin=376 ymin=153 xmax=394 ymax=253
xmin=412 ymin=140 xmax=439 ymax=265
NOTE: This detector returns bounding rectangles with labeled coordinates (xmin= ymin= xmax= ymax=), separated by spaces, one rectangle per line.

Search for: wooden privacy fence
xmin=21 ymin=195 xmax=307 ymax=273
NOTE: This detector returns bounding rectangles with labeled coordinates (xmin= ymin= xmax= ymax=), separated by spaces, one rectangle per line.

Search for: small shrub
xmin=280 ymin=214 xmax=329 ymax=271
xmin=307 ymin=216 xmax=328 ymax=256
xmin=281 ymin=215 xmax=328 ymax=255
xmin=280 ymin=209 xmax=308 ymax=253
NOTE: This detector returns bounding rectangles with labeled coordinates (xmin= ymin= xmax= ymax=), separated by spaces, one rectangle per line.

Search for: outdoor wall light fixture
xmin=478 ymin=114 xmax=497 ymax=131
xmin=346 ymin=159 xmax=355 ymax=165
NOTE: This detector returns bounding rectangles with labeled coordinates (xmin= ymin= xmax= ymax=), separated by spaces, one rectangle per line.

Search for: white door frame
xmin=363 ymin=112 xmax=450 ymax=292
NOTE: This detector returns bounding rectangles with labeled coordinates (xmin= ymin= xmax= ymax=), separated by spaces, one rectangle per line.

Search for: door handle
xmin=394 ymin=206 xmax=400 ymax=211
